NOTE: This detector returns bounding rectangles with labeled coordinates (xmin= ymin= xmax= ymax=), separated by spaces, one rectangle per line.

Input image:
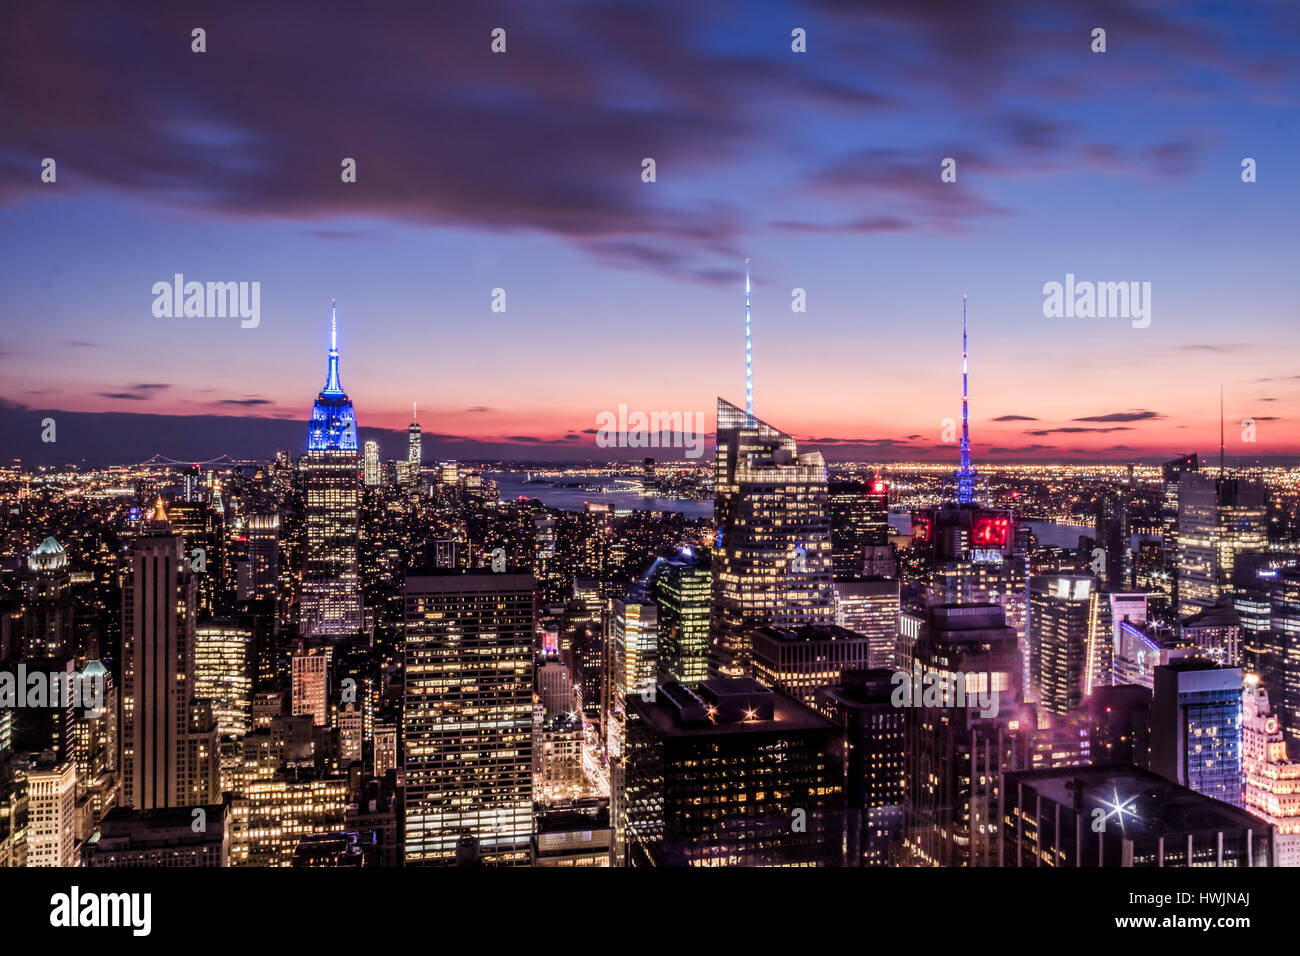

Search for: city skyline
xmin=3 ymin=1 xmax=1299 ymax=463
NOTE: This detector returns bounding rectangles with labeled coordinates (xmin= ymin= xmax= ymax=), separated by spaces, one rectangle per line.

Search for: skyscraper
xmin=26 ymin=757 xmax=77 ymax=867
xmin=406 ymin=403 xmax=421 ymax=487
xmin=710 ymin=398 xmax=834 ymax=678
xmin=623 ymin=678 xmax=843 ymax=866
xmin=244 ymin=512 xmax=280 ymax=603
xmin=903 ymin=603 xmax=1024 ymax=867
xmin=363 ymin=440 xmax=380 ymax=487
xmin=403 ymin=571 xmax=535 ymax=866
xmin=120 ymin=503 xmax=220 ymax=810
xmin=194 ymin=619 xmax=253 ymax=738
xmin=1028 ymin=575 xmax=1100 ymax=715
xmin=300 ymin=303 xmax=363 ymax=639
xmin=22 ymin=536 xmax=73 ymax=657
xmin=605 ymin=596 xmax=657 ymax=865
xmin=1151 ymin=658 xmax=1243 ymax=808
xmin=648 ymin=548 xmax=711 ymax=688
xmin=829 ymin=480 xmax=889 ymax=579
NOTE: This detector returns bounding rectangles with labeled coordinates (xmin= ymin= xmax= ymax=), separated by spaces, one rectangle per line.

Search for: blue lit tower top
xmin=954 ymin=294 xmax=978 ymax=504
xmin=307 ymin=299 xmax=358 ymax=451
xmin=745 ymin=257 xmax=753 ymax=423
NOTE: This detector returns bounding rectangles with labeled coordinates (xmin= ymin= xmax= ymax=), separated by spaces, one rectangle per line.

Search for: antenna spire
xmin=954 ymin=294 xmax=978 ymax=505
xmin=413 ymin=401 xmax=417 ymax=423
xmin=324 ymin=299 xmax=343 ymax=393
xmin=745 ymin=257 xmax=753 ymax=423
xmin=1220 ymin=385 xmax=1225 ymax=477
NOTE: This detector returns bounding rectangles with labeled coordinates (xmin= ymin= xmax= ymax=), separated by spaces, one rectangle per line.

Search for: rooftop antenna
xmin=1219 ymin=385 xmax=1225 ymax=477
xmin=325 ymin=299 xmax=342 ymax=392
xmin=954 ymin=294 xmax=978 ymax=505
xmin=745 ymin=257 xmax=753 ymax=423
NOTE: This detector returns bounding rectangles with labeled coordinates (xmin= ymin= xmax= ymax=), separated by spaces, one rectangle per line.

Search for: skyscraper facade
xmin=120 ymin=507 xmax=220 ymax=810
xmin=649 ymin=548 xmax=711 ymax=688
xmin=300 ymin=307 xmax=363 ymax=639
xmin=1028 ymin=575 xmax=1100 ymax=715
xmin=403 ymin=571 xmax=535 ymax=866
xmin=710 ymin=398 xmax=834 ymax=679
xmin=1151 ymin=659 xmax=1244 ymax=808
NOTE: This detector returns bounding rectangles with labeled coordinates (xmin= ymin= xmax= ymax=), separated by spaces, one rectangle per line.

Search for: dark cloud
xmin=218 ymin=398 xmax=272 ymax=406
xmin=1028 ymin=426 xmax=1133 ymax=436
xmin=1072 ymin=410 xmax=1162 ymax=423
xmin=993 ymin=414 xmax=1038 ymax=421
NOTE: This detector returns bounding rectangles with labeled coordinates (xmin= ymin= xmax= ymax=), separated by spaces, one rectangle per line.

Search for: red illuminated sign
xmin=971 ymin=515 xmax=1010 ymax=547
xmin=912 ymin=514 xmax=932 ymax=543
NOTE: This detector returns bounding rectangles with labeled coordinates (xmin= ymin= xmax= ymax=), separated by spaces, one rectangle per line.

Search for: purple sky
xmin=2 ymin=0 xmax=1298 ymax=463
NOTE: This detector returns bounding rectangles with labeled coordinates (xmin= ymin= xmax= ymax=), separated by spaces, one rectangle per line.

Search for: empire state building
xmin=300 ymin=302 xmax=363 ymax=638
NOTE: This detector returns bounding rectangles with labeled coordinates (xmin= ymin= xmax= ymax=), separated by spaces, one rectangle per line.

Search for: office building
xmin=300 ymin=306 xmax=363 ymax=639
xmin=1002 ymin=764 xmax=1271 ymax=866
xmin=815 ymin=669 xmax=905 ymax=866
xmin=649 ymin=548 xmax=711 ymax=688
xmin=624 ymin=678 xmax=843 ymax=866
xmin=1151 ymin=659 xmax=1243 ymax=808
xmin=1028 ymin=575 xmax=1100 ymax=716
xmin=710 ymin=398 xmax=834 ymax=679
xmin=1239 ymin=680 xmax=1300 ymax=866
xmin=120 ymin=505 xmax=220 ymax=810
xmin=404 ymin=571 xmax=535 ymax=865
xmin=85 ymin=803 xmax=231 ymax=867
xmin=751 ymin=623 xmax=871 ymax=708
xmin=26 ymin=758 xmax=77 ymax=867
xmin=903 ymin=603 xmax=1023 ymax=867
xmin=833 ymin=577 xmax=900 ymax=669
xmin=194 ymin=619 xmax=253 ymax=738
xmin=22 ymin=537 xmax=74 ymax=657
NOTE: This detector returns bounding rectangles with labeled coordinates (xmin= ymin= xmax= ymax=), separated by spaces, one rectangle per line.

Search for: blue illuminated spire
xmin=745 ymin=258 xmax=753 ymax=423
xmin=954 ymin=294 xmax=978 ymax=504
xmin=323 ymin=299 xmax=344 ymax=394
xmin=307 ymin=299 xmax=358 ymax=451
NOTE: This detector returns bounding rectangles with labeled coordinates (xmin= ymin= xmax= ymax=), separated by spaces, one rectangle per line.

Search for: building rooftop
xmin=1005 ymin=764 xmax=1264 ymax=835
xmin=631 ymin=678 xmax=835 ymax=738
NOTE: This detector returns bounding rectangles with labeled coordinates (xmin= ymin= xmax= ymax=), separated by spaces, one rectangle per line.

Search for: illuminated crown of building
xmin=307 ymin=300 xmax=359 ymax=452
xmin=28 ymin=536 xmax=68 ymax=572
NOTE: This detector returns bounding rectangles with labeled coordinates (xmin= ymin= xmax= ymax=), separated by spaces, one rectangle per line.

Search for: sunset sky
xmin=2 ymin=0 xmax=1298 ymax=463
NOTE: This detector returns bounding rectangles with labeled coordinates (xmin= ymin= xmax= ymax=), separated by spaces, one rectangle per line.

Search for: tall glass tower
xmin=710 ymin=397 xmax=834 ymax=678
xmin=300 ymin=303 xmax=363 ymax=639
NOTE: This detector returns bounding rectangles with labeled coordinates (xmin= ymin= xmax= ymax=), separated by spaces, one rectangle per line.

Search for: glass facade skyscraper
xmin=710 ymin=397 xmax=834 ymax=679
